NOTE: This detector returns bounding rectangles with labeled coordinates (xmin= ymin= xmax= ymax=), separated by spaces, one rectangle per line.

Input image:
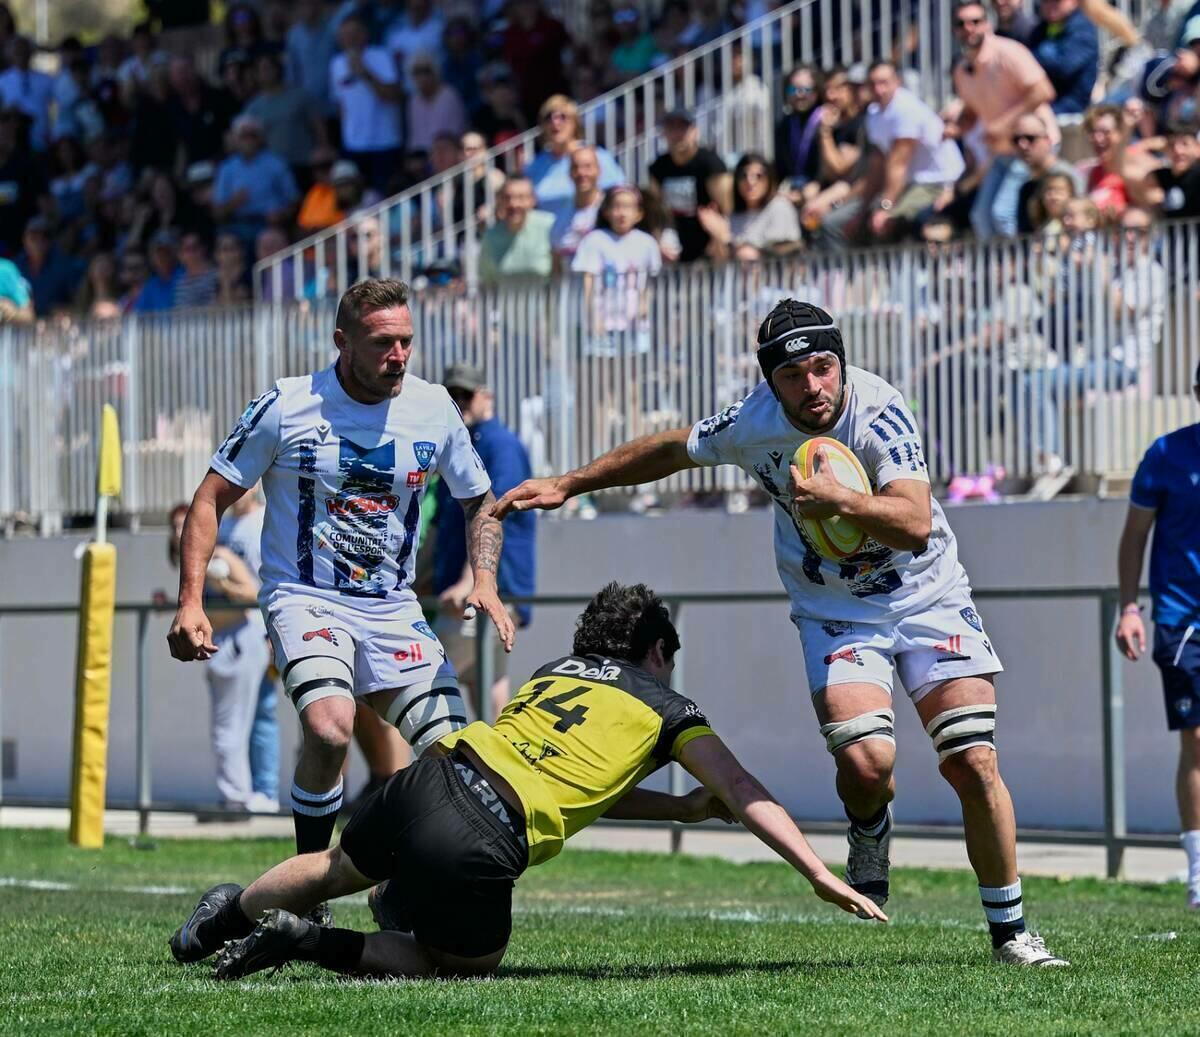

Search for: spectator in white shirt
xmin=725 ymin=47 xmax=772 ymax=156
xmin=287 ymin=0 xmax=337 ymax=117
xmin=817 ymin=60 xmax=965 ymax=248
xmin=330 ymin=14 xmax=404 ymax=193
xmin=1112 ymin=205 xmax=1166 ymax=385
xmin=572 ymin=185 xmax=664 ymax=446
xmin=405 ymin=52 xmax=466 ymax=155
xmin=551 ymin=145 xmax=604 ymax=267
xmin=386 ymin=0 xmax=446 ymax=93
xmin=0 ymin=36 xmax=54 ymax=150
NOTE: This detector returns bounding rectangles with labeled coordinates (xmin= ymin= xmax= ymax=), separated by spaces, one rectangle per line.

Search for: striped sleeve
xmin=210 ymin=386 xmax=282 ymax=489
xmin=858 ymin=395 xmax=929 ymax=488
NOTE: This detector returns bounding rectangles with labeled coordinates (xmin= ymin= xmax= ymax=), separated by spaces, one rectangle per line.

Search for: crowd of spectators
xmin=0 ymin=0 xmax=774 ymax=320
xmin=2 ymin=0 xmax=1200 ymax=323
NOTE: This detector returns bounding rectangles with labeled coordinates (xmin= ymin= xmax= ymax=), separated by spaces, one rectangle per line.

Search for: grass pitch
xmin=0 ymin=827 xmax=1196 ymax=1035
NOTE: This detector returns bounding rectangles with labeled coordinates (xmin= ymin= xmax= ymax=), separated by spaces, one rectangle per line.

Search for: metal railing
xmin=255 ymin=0 xmax=964 ymax=299
xmin=0 ymin=587 xmax=1165 ymax=876
xmin=5 ymin=220 xmax=1200 ymax=528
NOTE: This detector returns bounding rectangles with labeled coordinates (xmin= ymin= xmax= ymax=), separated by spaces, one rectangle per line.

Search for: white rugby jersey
xmin=210 ymin=364 xmax=491 ymax=612
xmin=686 ymin=366 xmax=966 ymax=623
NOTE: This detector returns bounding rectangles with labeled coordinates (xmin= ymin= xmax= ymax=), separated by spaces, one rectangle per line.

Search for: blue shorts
xmin=1152 ymin=623 xmax=1200 ymax=731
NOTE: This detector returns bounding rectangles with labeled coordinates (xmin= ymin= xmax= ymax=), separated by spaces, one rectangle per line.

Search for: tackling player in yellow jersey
xmin=171 ymin=582 xmax=885 ymax=980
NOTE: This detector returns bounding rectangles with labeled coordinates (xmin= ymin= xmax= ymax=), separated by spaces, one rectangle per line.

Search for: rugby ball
xmin=792 ymin=437 xmax=871 ymax=560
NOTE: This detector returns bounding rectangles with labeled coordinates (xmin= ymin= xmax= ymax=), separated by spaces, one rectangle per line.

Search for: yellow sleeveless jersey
xmin=438 ymin=655 xmax=715 ymax=866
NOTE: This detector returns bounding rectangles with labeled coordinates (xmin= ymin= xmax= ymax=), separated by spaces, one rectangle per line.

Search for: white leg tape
xmin=925 ymin=704 xmax=997 ymax=762
xmin=386 ymin=662 xmax=468 ymax=753
xmin=283 ymin=655 xmax=356 ymax=714
xmin=819 ymin=708 xmax=896 ymax=755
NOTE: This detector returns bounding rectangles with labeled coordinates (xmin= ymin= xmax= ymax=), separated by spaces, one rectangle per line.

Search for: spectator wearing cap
xmin=433 ymin=362 xmax=535 ymax=717
xmin=387 ymin=0 xmax=446 ymax=94
xmin=524 ymin=95 xmax=625 ymax=209
xmin=1030 ymin=0 xmax=1100 ymax=116
xmin=648 ymin=108 xmax=732 ymax=262
xmin=503 ymin=0 xmax=571 ymax=121
xmin=135 ymin=229 xmax=182 ymax=312
xmin=774 ymin=65 xmax=825 ymax=194
xmin=950 ymin=0 xmax=1059 ymax=240
xmin=332 ymin=159 xmax=380 ymax=218
xmin=405 ymin=52 xmax=467 ymax=155
xmin=0 ymin=254 xmax=32 ymax=323
xmin=817 ymin=61 xmax=965 ymax=247
xmin=1142 ymin=121 xmax=1200 ymax=218
xmin=212 ymin=114 xmax=298 ymax=243
xmin=168 ymin=55 xmax=240 ymax=165
xmin=286 ymin=0 xmax=337 ymax=117
xmin=0 ymin=36 xmax=54 ymax=150
xmin=16 ymin=218 xmax=83 ymax=317
xmin=1013 ymin=112 xmax=1084 ymax=232
xmin=474 ymin=63 xmax=528 ymax=146
xmin=550 ymin=145 xmax=604 ymax=267
xmin=244 ymin=51 xmax=326 ymax=175
xmin=219 ymin=48 xmax=257 ymax=112
xmin=184 ymin=161 xmax=217 ymax=225
xmin=330 ymin=14 xmax=404 ymax=194
xmin=994 ymin=0 xmax=1039 ymax=45
xmin=479 ymin=175 xmax=554 ymax=284
xmin=174 ymin=232 xmax=218 ymax=308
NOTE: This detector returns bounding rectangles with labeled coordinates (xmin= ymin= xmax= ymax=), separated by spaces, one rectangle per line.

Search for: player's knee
xmin=302 ymin=700 xmax=355 ymax=760
xmin=838 ymin=739 xmax=895 ymax=797
xmin=821 ymin=707 xmax=895 ymax=792
xmin=939 ymin=745 xmax=998 ymax=799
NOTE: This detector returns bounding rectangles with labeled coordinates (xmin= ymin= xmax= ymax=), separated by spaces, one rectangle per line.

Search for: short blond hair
xmin=537 ymin=94 xmax=580 ymax=136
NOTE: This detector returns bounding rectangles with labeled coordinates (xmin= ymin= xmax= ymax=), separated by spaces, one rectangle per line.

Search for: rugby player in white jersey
xmin=496 ymin=299 xmax=1066 ymax=965
xmin=168 ymin=278 xmax=514 ymax=945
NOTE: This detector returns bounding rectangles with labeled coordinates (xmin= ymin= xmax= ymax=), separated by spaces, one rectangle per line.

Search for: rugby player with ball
xmin=497 ymin=300 xmax=1066 ymax=966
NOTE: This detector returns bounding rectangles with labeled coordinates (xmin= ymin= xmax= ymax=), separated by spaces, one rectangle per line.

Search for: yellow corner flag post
xmin=69 ymin=404 xmax=121 ymax=847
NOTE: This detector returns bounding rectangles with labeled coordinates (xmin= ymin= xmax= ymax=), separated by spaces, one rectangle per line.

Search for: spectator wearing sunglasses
xmin=1011 ymin=112 xmax=1083 ymax=233
xmin=774 ymin=65 xmax=824 ymax=193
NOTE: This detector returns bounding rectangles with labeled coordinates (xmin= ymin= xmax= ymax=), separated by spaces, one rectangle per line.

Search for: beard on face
xmin=783 ymin=378 xmax=845 ymax=432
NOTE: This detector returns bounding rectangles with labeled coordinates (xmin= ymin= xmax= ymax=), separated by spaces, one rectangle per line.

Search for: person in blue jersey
xmin=433 ymin=363 xmax=536 ymax=718
xmin=1116 ymin=360 xmax=1200 ymax=908
xmin=167 ymin=278 xmax=515 ymax=936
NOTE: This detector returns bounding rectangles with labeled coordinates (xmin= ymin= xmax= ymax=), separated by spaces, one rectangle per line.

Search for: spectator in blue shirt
xmin=432 ymin=362 xmax=536 ymax=717
xmin=16 ymin=217 xmax=83 ymax=317
xmin=212 ymin=114 xmax=299 ymax=245
xmin=524 ymin=95 xmax=626 ymax=209
xmin=135 ymin=229 xmax=182 ymax=311
xmin=1030 ymin=0 xmax=1100 ymax=115
xmin=1116 ymin=362 xmax=1200 ymax=909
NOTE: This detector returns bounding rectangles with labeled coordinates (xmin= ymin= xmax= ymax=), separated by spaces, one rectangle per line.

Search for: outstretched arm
xmin=603 ymin=785 xmax=735 ymax=823
xmin=459 ymin=489 xmax=515 ymax=652
xmin=493 ymin=427 xmax=697 ymax=518
xmin=678 ymin=735 xmax=887 ymax=920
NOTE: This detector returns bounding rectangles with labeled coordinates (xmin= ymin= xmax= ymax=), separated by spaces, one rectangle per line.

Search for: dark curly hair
xmin=572 ymin=582 xmax=680 ymax=663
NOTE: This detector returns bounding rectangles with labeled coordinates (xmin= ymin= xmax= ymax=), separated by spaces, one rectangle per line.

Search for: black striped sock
xmin=980 ymin=880 xmax=1026 ymax=948
xmin=847 ymin=804 xmax=891 ymax=841
xmin=291 ymin=779 xmax=343 ymax=855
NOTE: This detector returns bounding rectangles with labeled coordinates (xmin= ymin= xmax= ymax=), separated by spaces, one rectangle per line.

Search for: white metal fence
xmin=4 ymin=220 xmax=1198 ymax=527
xmin=256 ymin=0 xmax=965 ymax=301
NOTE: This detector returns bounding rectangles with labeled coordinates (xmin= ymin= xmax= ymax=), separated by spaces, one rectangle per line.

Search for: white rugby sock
xmin=1181 ymin=830 xmax=1200 ymax=892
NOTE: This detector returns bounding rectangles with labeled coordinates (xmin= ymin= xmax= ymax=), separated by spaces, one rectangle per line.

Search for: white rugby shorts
xmin=266 ymin=592 xmax=452 ymax=700
xmin=793 ymin=584 xmax=1003 ymax=703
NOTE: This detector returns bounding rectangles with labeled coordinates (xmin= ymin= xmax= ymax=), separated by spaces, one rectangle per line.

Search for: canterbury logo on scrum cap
xmin=784 ymin=336 xmax=810 ymax=353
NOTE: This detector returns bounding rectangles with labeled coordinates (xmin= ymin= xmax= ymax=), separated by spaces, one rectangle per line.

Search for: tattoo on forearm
xmin=464 ymin=491 xmax=503 ymax=575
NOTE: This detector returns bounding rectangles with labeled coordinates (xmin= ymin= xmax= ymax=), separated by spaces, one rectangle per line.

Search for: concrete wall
xmin=0 ymin=497 xmax=1178 ymax=832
